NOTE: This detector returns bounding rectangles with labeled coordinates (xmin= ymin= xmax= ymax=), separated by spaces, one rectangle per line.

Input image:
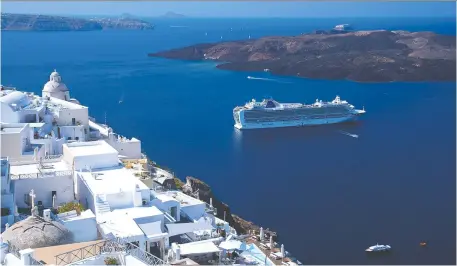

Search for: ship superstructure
xmin=233 ymin=96 xmax=365 ymax=129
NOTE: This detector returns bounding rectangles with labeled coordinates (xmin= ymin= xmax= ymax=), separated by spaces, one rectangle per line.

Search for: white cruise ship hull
xmin=234 ymin=115 xmax=357 ymax=130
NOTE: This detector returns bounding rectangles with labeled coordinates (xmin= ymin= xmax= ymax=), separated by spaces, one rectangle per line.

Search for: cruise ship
xmin=233 ymin=96 xmax=366 ymax=129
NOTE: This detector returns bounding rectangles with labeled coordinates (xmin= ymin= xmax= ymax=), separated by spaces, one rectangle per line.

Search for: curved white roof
xmin=43 ymin=70 xmax=69 ymax=93
xmin=0 ymin=91 xmax=30 ymax=108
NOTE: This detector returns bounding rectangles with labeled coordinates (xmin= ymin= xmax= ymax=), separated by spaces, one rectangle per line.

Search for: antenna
xmin=104 ymin=111 xmax=107 ymax=125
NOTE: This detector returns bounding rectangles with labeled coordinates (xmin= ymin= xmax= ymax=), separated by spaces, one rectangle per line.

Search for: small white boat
xmin=365 ymin=243 xmax=391 ymax=252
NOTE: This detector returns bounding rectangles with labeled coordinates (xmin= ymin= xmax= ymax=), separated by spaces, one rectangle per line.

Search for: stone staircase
xmin=95 ymin=194 xmax=111 ymax=215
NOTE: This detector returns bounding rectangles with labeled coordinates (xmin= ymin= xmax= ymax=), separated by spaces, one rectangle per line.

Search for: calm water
xmin=2 ymin=17 xmax=456 ymax=264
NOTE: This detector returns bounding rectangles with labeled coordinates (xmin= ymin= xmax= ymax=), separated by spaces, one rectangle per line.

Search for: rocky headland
xmin=149 ymin=30 xmax=456 ymax=82
xmin=1 ymin=13 xmax=154 ymax=31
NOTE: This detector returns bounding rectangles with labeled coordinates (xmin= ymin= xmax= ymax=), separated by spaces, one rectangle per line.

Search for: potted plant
xmin=104 ymin=257 xmax=119 ymax=265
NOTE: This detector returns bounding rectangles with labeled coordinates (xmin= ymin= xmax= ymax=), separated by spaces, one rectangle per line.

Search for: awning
xmin=166 ymin=220 xmax=214 ymax=237
xmin=219 ymin=240 xmax=243 ymax=250
xmin=137 ymin=221 xmax=168 ymax=241
xmin=179 ymin=241 xmax=220 ymax=255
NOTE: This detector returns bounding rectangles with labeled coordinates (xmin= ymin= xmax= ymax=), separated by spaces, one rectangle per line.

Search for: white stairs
xmin=96 ymin=194 xmax=111 ymax=215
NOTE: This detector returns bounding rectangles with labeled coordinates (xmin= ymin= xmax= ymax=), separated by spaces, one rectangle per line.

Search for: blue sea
xmin=2 ymin=17 xmax=456 ymax=264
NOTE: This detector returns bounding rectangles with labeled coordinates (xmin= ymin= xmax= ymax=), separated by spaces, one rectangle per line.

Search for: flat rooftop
xmin=57 ymin=209 xmax=96 ymax=222
xmin=98 ymin=212 xmax=145 ymax=239
xmin=79 ymin=166 xmax=149 ymax=195
xmin=10 ymin=160 xmax=71 ymax=176
xmin=0 ymin=123 xmax=26 ymax=134
xmin=64 ymin=140 xmax=117 ymax=157
xmin=162 ymin=191 xmax=204 ymax=207
xmin=111 ymin=206 xmax=163 ymax=219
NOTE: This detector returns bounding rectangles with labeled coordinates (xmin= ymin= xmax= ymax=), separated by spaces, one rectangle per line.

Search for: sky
xmin=1 ymin=1 xmax=456 ymax=18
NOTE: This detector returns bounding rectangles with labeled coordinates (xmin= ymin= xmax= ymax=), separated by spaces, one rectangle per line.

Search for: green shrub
xmin=104 ymin=257 xmax=119 ymax=265
xmin=58 ymin=202 xmax=84 ymax=215
xmin=174 ymin=177 xmax=184 ymax=190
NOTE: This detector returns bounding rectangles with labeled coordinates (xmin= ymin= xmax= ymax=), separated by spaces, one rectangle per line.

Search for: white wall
xmin=76 ymin=173 xmax=96 ymax=214
xmin=125 ymin=254 xmax=149 ymax=266
xmin=4 ymin=253 xmax=21 ymax=266
xmin=1 ymin=194 xmax=14 ymax=210
xmin=70 ymin=254 xmax=124 ymax=265
xmin=0 ymin=131 xmax=23 ymax=159
xmin=0 ymin=103 xmax=19 ymax=123
xmin=56 ymin=107 xmax=89 ymax=127
xmin=62 ymin=144 xmax=119 ymax=170
xmin=30 ymin=138 xmax=53 ymax=156
xmin=106 ymin=191 xmax=134 ymax=209
xmin=53 ymin=138 xmax=66 ymax=155
xmin=18 ymin=109 xmax=41 ymax=123
xmin=14 ymin=175 xmax=74 ymax=208
xmin=59 ymin=125 xmax=86 ymax=141
xmin=107 ymin=138 xmax=142 ymax=159
xmin=60 ymin=212 xmax=98 ymax=242
xmin=180 ymin=204 xmax=206 ymax=221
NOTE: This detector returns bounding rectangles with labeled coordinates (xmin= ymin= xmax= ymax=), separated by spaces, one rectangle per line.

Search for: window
xmin=72 ymin=118 xmax=76 ymax=125
xmin=67 ymin=137 xmax=72 ymax=140
xmin=75 ymin=137 xmax=79 ymax=141
xmin=84 ymin=128 xmax=87 ymax=134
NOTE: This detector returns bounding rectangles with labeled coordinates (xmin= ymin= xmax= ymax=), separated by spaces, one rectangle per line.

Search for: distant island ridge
xmin=1 ymin=13 xmax=154 ymax=31
xmin=160 ymin=11 xmax=186 ymax=18
xmin=149 ymin=27 xmax=456 ymax=82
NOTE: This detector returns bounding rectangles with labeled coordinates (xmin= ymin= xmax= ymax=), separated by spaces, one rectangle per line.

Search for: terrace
xmin=9 ymin=159 xmax=72 ymax=180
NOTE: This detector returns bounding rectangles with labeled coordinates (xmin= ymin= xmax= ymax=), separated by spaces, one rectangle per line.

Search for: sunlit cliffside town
xmin=0 ymin=71 xmax=301 ymax=265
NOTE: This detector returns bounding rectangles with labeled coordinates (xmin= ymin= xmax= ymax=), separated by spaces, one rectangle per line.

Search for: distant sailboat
xmin=220 ymin=35 xmax=223 ymax=40
xmin=205 ymin=32 xmax=208 ymax=36
xmin=249 ymin=35 xmax=251 ymax=39
xmin=119 ymin=92 xmax=124 ymax=104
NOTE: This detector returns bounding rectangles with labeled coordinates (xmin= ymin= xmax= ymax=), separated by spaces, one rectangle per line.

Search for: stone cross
xmin=29 ymin=189 xmax=36 ymax=209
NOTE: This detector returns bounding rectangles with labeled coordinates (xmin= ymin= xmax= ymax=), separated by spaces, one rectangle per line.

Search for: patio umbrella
xmin=260 ymin=227 xmax=264 ymax=241
xmin=270 ymin=235 xmax=274 ymax=249
xmin=281 ymin=244 xmax=285 ymax=258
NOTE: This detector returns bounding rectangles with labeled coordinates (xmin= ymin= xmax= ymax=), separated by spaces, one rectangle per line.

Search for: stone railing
xmin=54 ymin=237 xmax=165 ymax=265
xmin=8 ymin=155 xmax=63 ymax=166
xmin=10 ymin=170 xmax=73 ymax=180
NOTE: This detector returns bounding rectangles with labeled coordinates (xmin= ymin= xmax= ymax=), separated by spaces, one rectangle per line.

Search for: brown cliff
xmin=149 ymin=30 xmax=456 ymax=82
xmin=180 ymin=176 xmax=276 ymax=237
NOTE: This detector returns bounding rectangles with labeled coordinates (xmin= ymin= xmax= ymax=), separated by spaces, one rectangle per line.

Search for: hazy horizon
xmin=1 ymin=1 xmax=455 ymax=18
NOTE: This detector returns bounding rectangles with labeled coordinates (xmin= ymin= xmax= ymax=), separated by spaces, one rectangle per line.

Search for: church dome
xmin=43 ymin=70 xmax=69 ymax=93
xmin=1 ymin=216 xmax=73 ymax=249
